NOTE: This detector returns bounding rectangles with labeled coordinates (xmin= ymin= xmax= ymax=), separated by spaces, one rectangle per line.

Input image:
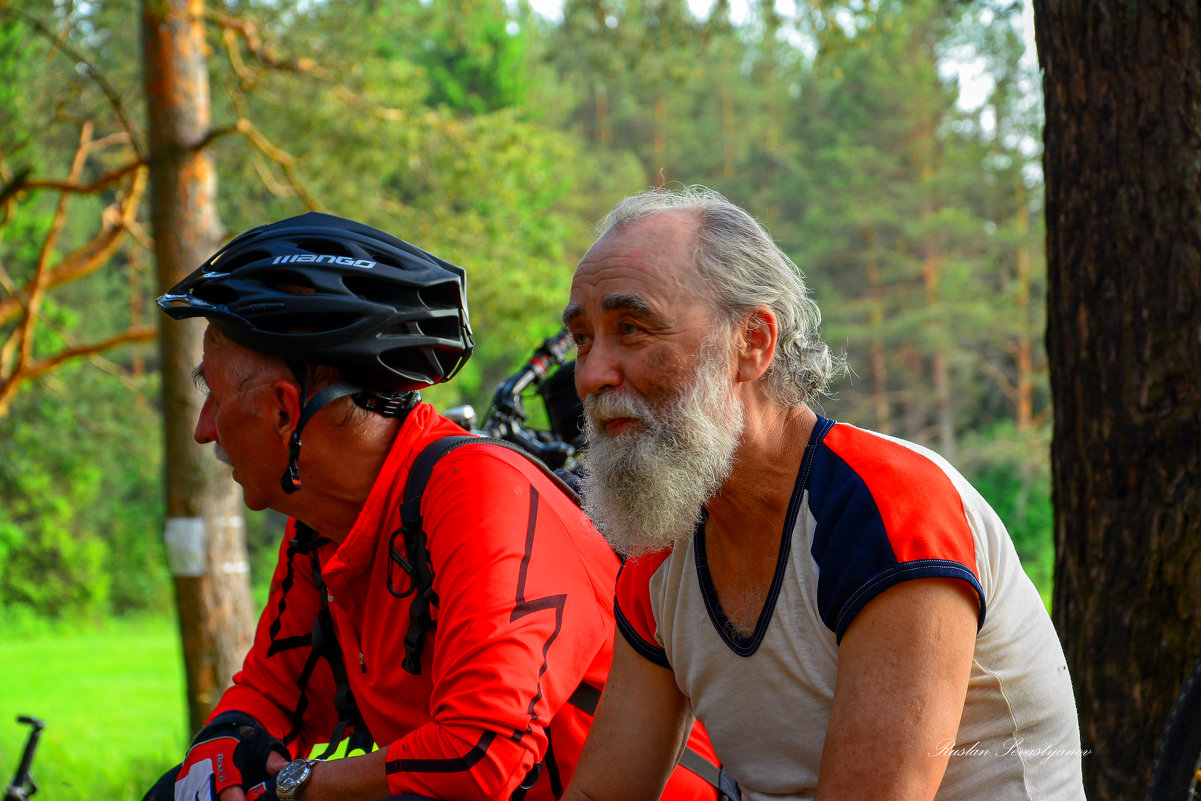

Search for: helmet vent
xmin=343 ymin=276 xmax=423 ymax=308
xmin=257 ymin=270 xmax=316 ymax=292
xmin=254 ymin=311 xmax=361 ymax=335
xmin=212 ymin=246 xmax=273 ymax=270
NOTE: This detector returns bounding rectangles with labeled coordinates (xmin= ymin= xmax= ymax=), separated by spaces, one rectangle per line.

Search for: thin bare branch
xmin=22 ymin=159 xmax=144 ymax=195
xmin=0 ymin=167 xmax=33 ymax=208
xmin=235 ymin=119 xmax=322 ymax=210
xmin=193 ymin=123 xmax=241 ymax=152
xmin=227 ymin=27 xmax=255 ymax=86
xmin=205 ymin=8 xmax=324 ymax=81
xmin=251 ymin=155 xmax=294 ymax=198
xmin=20 ymin=122 xmax=92 ymax=365
xmin=0 ymin=166 xmax=147 ymax=327
xmin=0 ymin=259 xmax=19 ymax=301
xmin=0 ymin=324 xmax=157 ymax=420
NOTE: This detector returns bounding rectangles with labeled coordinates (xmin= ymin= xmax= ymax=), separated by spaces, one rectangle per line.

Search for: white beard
xmin=580 ymin=342 xmax=745 ymax=557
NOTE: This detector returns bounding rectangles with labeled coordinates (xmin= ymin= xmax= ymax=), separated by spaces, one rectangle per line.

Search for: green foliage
xmin=1 ymin=0 xmax=158 ymax=617
xmin=1 ymin=0 xmax=1049 ymax=622
xmin=958 ymin=421 xmax=1054 ymax=606
xmin=415 ymin=0 xmax=531 ymax=112
xmin=207 ymin=0 xmax=643 ymax=410
xmin=0 ymin=363 xmax=167 ymax=618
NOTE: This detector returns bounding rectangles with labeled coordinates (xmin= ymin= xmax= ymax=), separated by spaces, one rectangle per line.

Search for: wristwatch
xmin=275 ymin=758 xmax=317 ymax=801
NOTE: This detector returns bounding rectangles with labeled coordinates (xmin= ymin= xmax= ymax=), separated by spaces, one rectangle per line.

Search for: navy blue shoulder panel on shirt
xmin=804 ymin=419 xmax=986 ymax=642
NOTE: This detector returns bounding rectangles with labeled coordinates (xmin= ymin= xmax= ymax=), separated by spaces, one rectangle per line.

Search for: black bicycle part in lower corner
xmin=4 ymin=716 xmax=45 ymax=801
xmin=1150 ymin=658 xmax=1201 ymax=801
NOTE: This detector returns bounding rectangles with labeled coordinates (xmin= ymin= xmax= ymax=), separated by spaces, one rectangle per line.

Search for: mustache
xmin=584 ymin=389 xmax=653 ymax=423
xmin=212 ymin=443 xmax=233 ymax=467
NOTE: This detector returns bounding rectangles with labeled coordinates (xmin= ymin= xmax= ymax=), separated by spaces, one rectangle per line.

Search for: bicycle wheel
xmin=1150 ymin=658 xmax=1201 ymax=801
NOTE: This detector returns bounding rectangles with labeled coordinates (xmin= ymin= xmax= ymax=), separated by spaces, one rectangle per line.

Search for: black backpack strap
xmin=388 ymin=435 xmax=578 ymax=800
xmin=311 ymin=573 xmax=374 ymax=759
xmin=278 ymin=523 xmax=373 ymax=760
xmin=392 ymin=435 xmax=581 ymax=676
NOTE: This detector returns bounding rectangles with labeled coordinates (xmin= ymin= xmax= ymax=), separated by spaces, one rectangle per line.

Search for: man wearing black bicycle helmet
xmin=145 ymin=213 xmax=720 ymax=801
xmin=158 ymin=211 xmax=474 ymax=495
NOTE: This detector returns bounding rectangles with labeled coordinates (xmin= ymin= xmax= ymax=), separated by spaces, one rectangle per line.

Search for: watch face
xmin=277 ymin=759 xmax=312 ymax=794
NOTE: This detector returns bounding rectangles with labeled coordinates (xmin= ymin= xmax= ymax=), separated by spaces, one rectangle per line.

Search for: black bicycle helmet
xmin=158 ymin=212 xmax=474 ymax=494
xmin=157 ymin=211 xmax=474 ymax=392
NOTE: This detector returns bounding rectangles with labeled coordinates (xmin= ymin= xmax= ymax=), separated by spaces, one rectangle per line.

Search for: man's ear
xmin=270 ymin=379 xmax=303 ymax=444
xmin=737 ymin=306 xmax=777 ymax=384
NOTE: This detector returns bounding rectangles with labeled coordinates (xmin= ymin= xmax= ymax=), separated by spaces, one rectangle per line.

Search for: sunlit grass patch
xmin=0 ymin=614 xmax=186 ymax=798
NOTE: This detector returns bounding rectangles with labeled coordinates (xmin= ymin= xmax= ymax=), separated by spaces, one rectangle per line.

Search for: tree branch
xmin=20 ymin=122 xmax=93 ymax=365
xmin=205 ymin=7 xmax=324 ymax=85
xmin=21 ymin=158 xmax=144 ymax=195
xmin=0 ymin=164 xmax=147 ymax=327
xmin=0 ymin=324 xmax=158 ymax=419
xmin=235 ymin=118 xmax=322 ymax=210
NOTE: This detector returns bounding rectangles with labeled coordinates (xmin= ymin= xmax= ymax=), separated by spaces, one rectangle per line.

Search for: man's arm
xmin=816 ymin=577 xmax=978 ymax=801
xmin=562 ymin=635 xmax=693 ymax=801
xmin=172 ymin=527 xmax=336 ymax=801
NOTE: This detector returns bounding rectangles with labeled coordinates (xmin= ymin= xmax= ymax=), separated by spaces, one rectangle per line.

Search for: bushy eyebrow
xmin=562 ymin=293 xmax=667 ymax=327
xmin=603 ymin=293 xmax=654 ymax=316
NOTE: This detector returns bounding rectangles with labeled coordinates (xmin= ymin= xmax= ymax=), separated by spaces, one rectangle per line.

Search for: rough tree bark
xmin=1036 ymin=3 xmax=1201 ymax=799
xmin=142 ymin=0 xmax=255 ymax=733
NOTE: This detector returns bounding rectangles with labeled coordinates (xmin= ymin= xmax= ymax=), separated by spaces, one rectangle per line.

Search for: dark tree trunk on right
xmin=1036 ymin=2 xmax=1201 ymax=799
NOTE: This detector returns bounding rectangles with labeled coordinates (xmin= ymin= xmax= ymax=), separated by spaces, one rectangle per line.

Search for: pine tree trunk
xmin=923 ymin=234 xmax=954 ymax=460
xmin=142 ymin=0 xmax=255 ymax=734
xmin=1037 ymin=2 xmax=1201 ymax=798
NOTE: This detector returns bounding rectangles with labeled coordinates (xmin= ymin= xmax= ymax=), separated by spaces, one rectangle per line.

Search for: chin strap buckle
xmin=354 ymin=390 xmax=419 ymax=418
xmin=281 ymin=430 xmax=303 ymax=494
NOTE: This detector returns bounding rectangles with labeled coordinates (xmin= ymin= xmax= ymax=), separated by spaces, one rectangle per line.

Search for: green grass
xmin=0 ymin=614 xmax=187 ymax=799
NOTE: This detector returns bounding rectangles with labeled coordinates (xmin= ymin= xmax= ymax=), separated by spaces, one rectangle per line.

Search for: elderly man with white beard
xmin=559 ymin=186 xmax=1087 ymax=801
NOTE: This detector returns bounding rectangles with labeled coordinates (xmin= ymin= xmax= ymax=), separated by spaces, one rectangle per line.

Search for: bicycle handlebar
xmin=487 ymin=329 xmax=573 ymax=421
xmin=476 ymin=329 xmax=579 ymax=470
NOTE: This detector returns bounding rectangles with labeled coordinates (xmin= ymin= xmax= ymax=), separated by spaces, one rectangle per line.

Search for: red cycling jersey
xmin=211 ymin=402 xmax=718 ymax=801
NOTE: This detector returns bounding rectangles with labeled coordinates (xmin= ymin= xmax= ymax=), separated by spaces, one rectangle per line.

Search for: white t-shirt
xmin=615 ymin=417 xmax=1087 ymax=800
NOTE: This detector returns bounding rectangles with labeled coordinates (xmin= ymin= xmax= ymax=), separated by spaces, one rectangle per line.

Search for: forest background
xmin=0 ymin=0 xmax=1045 ymax=622
xmin=0 ymin=0 xmax=1045 ymax=790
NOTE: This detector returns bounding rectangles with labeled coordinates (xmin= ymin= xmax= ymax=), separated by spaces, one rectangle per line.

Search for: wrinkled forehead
xmin=201 ymin=325 xmax=289 ymax=386
xmin=569 ymin=212 xmax=706 ymax=304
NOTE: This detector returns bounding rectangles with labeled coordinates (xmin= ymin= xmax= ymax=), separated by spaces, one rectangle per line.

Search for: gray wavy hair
xmin=598 ymin=185 xmax=844 ymax=407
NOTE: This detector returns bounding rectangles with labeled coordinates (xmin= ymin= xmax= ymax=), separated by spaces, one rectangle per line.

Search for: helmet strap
xmin=280 ymin=367 xmax=364 ymax=495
